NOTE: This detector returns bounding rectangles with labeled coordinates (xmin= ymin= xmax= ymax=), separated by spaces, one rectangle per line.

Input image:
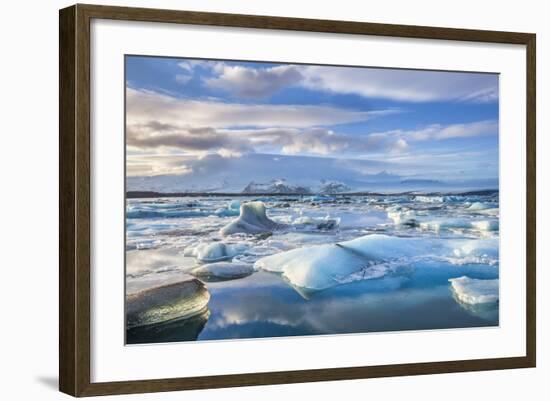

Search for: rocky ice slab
xmin=254 ymin=234 xmax=498 ymax=291
xmin=220 ymin=201 xmax=282 ymax=235
xmin=126 ymin=278 xmax=210 ymax=329
xmin=449 ymin=276 xmax=499 ymax=305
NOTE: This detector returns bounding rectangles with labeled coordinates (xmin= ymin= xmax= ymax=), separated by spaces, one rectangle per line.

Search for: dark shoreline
xmin=127 ymin=189 xmax=499 ymax=199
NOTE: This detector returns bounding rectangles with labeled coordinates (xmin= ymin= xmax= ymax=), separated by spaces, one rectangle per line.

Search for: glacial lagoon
xmin=125 ymin=193 xmax=499 ymax=344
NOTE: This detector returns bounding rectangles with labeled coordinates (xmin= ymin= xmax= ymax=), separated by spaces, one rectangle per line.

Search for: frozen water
xmin=449 ymin=276 xmax=499 ymax=304
xmin=126 ymin=192 xmax=499 ymax=340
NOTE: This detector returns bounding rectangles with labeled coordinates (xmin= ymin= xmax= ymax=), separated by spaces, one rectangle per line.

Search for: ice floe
xmin=255 ymin=234 xmax=499 ymax=291
xmin=449 ymin=276 xmax=499 ymax=304
xmin=184 ymin=242 xmax=249 ymax=263
xmin=220 ymin=201 xmax=282 ymax=235
xmin=254 ymin=234 xmax=434 ymax=291
xmin=126 ymin=278 xmax=210 ymax=328
xmin=191 ymin=261 xmax=254 ymax=281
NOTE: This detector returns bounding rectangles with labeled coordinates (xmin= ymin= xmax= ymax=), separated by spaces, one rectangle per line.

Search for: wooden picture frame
xmin=59 ymin=3 xmax=536 ymax=397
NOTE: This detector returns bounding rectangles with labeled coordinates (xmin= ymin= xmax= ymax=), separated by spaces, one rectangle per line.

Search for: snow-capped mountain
xmin=242 ymin=179 xmax=312 ymax=194
xmin=318 ymin=180 xmax=351 ymax=194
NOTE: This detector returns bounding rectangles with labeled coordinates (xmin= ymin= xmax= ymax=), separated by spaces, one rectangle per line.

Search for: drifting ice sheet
xmin=255 ymin=234 xmax=499 ymax=291
xmin=254 ymin=234 xmax=437 ymax=290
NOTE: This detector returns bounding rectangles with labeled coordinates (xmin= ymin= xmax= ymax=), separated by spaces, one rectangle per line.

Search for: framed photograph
xmin=59 ymin=4 xmax=536 ymax=397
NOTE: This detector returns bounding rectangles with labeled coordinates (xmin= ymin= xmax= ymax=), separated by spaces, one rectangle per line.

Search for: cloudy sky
xmin=126 ymin=56 xmax=499 ymax=192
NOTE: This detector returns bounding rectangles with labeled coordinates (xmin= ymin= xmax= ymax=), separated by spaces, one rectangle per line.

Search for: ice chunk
xmin=220 ymin=201 xmax=281 ymax=235
xmin=254 ymin=234 xmax=434 ymax=291
xmin=448 ymin=238 xmax=499 ymax=265
xmin=228 ymin=200 xmax=241 ymax=210
xmin=184 ymin=242 xmax=249 ymax=263
xmin=449 ymin=276 xmax=499 ymax=304
xmin=126 ymin=278 xmax=210 ymax=329
xmin=414 ymin=195 xmax=444 ymax=203
xmin=420 ymin=218 xmax=472 ymax=231
xmin=292 ymin=215 xmax=340 ymax=230
xmin=387 ymin=208 xmax=419 ymax=227
xmin=191 ymin=261 xmax=254 ymax=281
xmin=468 ymin=202 xmax=490 ymax=210
xmin=471 ymin=220 xmax=499 ymax=231
xmin=213 ymin=207 xmax=240 ymax=217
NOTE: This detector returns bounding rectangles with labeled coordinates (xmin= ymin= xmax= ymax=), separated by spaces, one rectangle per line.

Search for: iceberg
xmin=220 ymin=201 xmax=282 ymax=235
xmin=191 ymin=261 xmax=254 ymax=281
xmin=254 ymin=234 xmax=435 ymax=291
xmin=184 ymin=242 xmax=249 ymax=263
xmin=126 ymin=278 xmax=210 ymax=329
xmin=449 ymin=276 xmax=499 ymax=304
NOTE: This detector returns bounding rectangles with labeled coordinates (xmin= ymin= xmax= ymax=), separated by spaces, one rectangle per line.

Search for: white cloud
xmin=391 ymin=138 xmax=409 ymax=153
xmin=127 ymin=87 xmax=388 ymax=129
xmin=175 ymin=74 xmax=191 ymax=85
xmin=204 ymin=65 xmax=303 ymax=99
xmin=127 ymin=123 xmax=253 ymax=157
xmin=127 ymin=155 xmax=192 ymax=177
xmin=194 ymin=61 xmax=498 ymax=103
xmin=300 ymin=66 xmax=498 ymax=103
xmin=220 ymin=127 xmax=409 ymax=156
xmin=127 ymin=87 xmax=495 ymax=158
xmin=177 ymin=59 xmax=219 ymax=72
xmin=403 ymin=120 xmax=498 ymax=141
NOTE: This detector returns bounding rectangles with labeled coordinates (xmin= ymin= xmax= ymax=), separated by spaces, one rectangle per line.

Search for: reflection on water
xmin=126 ymin=266 xmax=498 ymax=344
xmin=198 ymin=269 xmax=498 ymax=341
xmin=127 ymin=309 xmax=210 ymax=344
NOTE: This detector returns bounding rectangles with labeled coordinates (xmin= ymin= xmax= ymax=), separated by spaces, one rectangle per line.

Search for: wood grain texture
xmin=59 ymin=3 xmax=537 ymax=397
xmin=59 ymin=5 xmax=76 ymax=396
